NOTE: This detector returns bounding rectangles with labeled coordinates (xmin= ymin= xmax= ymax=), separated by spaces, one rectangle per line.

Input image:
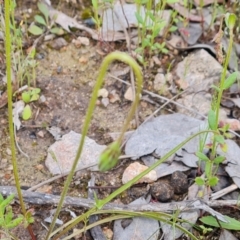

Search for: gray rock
xmin=125 ymin=113 xmax=202 ymax=160
xmin=161 ymin=210 xmax=199 ymax=240
xmin=176 ymin=92 xmax=212 ymax=119
xmin=45 ymin=131 xmax=106 ymax=175
xmin=175 ymin=49 xmax=223 ymax=94
xmin=113 ymin=197 xmax=159 ymax=240
xmin=153 ymin=73 xmax=166 ymax=91
xmin=219 ymin=229 xmax=238 ymax=240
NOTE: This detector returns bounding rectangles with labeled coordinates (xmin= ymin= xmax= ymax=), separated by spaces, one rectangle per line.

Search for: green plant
xmin=0 ymin=1 xmax=38 ymax=87
xmin=28 ymin=2 xmax=64 ymax=36
xmin=0 ymin=194 xmax=23 ymax=239
xmin=200 ymin=215 xmax=240 ymax=230
xmin=91 ymin=0 xmax=115 ymax=34
xmin=19 ymin=87 xmax=41 ymax=121
xmin=91 ymin=0 xmax=102 ymax=30
xmin=198 ymin=225 xmax=213 ymax=239
xmin=135 ymin=0 xmax=178 ymax=64
xmin=195 ymin=13 xmax=238 ymax=191
xmin=22 ymin=88 xmax=41 ymax=104
xmin=4 ymin=0 xmax=36 ymax=239
xmin=0 ymin=193 xmax=34 ymax=240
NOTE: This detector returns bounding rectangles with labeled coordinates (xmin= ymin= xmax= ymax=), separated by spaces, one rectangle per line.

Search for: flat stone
xmin=175 ymin=49 xmax=223 ymax=94
xmin=153 ymin=73 xmax=166 ymax=91
xmin=125 ymin=113 xmax=202 ymax=160
xmin=124 ymin=87 xmax=134 ymax=101
xmin=176 ymin=93 xmax=211 ymax=119
xmin=45 ymin=131 xmax=105 ymax=175
xmin=113 ymin=197 xmax=159 ymax=240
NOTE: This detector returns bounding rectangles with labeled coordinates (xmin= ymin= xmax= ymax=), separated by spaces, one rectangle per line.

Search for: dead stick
xmin=0 ymin=186 xmax=238 ymax=213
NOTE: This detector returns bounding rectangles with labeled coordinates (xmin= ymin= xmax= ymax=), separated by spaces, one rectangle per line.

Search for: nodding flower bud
xmin=225 ymin=13 xmax=236 ymax=31
xmin=98 ymin=141 xmax=121 ymax=172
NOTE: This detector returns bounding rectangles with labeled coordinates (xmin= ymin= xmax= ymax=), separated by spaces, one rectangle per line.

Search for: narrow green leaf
xmin=223 ymin=72 xmax=238 ymax=90
xmin=28 ymin=25 xmax=44 ymax=36
xmin=135 ymin=12 xmax=144 ymax=25
xmin=214 ymin=135 xmax=225 ymax=144
xmin=142 ymin=38 xmax=150 ymax=48
xmin=205 ymin=161 xmax=211 ymax=178
xmin=50 ymin=27 xmax=64 ymax=35
xmin=213 ymin=156 xmax=225 ymax=164
xmin=6 ymin=217 xmax=23 ymax=229
xmin=30 ymin=94 xmax=39 ymax=102
xmin=211 ymin=84 xmax=220 ymax=92
xmin=34 ymin=15 xmax=46 ymax=26
xmin=169 ymin=25 xmax=178 ymax=32
xmin=5 ymin=206 xmax=13 ymax=224
xmin=37 ymin=2 xmax=49 ymax=22
xmin=196 ymin=151 xmax=210 ymax=161
xmin=208 ymin=110 xmax=217 ymax=130
xmin=200 ymin=215 xmax=240 ymax=230
xmin=32 ymin=88 xmax=41 ymax=94
xmin=0 ymin=193 xmax=4 ymax=203
xmin=92 ymin=0 xmax=98 ymax=9
xmin=0 ymin=194 xmax=14 ymax=210
xmin=22 ymin=105 xmax=32 ymax=120
xmin=161 ymin=48 xmax=169 ymax=54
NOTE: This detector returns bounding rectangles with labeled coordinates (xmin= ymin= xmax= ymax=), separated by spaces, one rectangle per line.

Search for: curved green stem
xmin=51 ymin=129 xmax=217 ymax=239
xmin=210 ymin=20 xmax=234 ymax=163
xmin=45 ymin=51 xmax=143 ymax=239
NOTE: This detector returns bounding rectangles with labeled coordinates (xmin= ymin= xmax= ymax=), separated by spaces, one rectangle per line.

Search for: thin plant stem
xmin=4 ymin=0 xmax=35 ymax=239
xmin=45 ymin=51 xmax=143 ymax=240
xmin=210 ymin=21 xmax=234 ymax=161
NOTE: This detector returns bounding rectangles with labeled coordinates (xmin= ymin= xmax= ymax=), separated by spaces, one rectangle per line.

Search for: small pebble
xmin=29 ymin=131 xmax=37 ymax=139
xmin=151 ymin=181 xmax=174 ymax=202
xmin=98 ymin=88 xmax=109 ymax=98
xmin=170 ymin=171 xmax=188 ymax=195
xmin=6 ymin=148 xmax=12 ymax=156
xmin=124 ymin=87 xmax=134 ymax=101
xmin=37 ymin=130 xmax=45 ymax=138
xmin=101 ymin=97 xmax=109 ymax=107
xmin=122 ymin=162 xmax=157 ymax=184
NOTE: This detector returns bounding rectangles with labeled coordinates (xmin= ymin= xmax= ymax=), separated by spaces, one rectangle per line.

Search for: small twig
xmin=14 ymin=125 xmax=29 ymax=160
xmin=109 ymin=73 xmax=206 ymax=119
xmin=211 ymin=184 xmax=238 ymax=200
xmin=113 ymin=7 xmax=139 ymax=126
xmin=1 ymin=186 xmax=239 ymax=213
xmin=142 ymin=88 xmax=192 ymax=124
xmin=27 ymin=155 xmax=134 ymax=192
